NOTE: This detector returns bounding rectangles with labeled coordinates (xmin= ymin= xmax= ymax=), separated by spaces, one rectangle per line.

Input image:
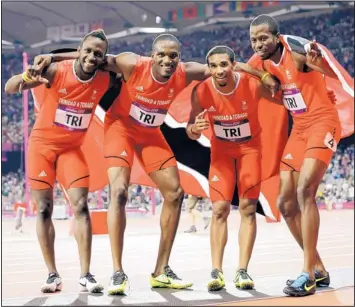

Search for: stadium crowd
xmin=2 ymin=9 xmax=354 ymax=213
xmin=1 ymin=9 xmax=354 ymax=146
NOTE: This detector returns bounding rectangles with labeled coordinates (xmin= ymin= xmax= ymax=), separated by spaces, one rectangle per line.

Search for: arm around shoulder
xmin=184 ymin=62 xmax=211 ymax=84
xmin=105 ymin=52 xmax=138 ymax=81
xmin=5 ymin=63 xmax=57 ymax=94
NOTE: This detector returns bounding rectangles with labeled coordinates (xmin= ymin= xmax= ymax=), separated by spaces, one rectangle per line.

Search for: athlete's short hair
xmin=81 ymin=29 xmax=109 ymax=54
xmin=250 ymin=14 xmax=280 ymax=35
xmin=152 ymin=34 xmax=181 ymax=51
xmin=206 ymin=46 xmax=235 ymax=65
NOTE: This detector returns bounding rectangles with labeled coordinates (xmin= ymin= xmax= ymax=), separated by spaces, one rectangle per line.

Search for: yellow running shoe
xmin=207 ymin=269 xmax=225 ymax=291
xmin=234 ymin=269 xmax=254 ymax=290
xmin=150 ymin=265 xmax=193 ymax=289
xmin=108 ymin=271 xmax=128 ymax=295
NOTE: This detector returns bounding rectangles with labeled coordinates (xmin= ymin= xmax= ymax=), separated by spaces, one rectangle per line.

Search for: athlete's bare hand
xmin=192 ymin=109 xmax=209 ymax=134
xmin=306 ymin=40 xmax=322 ymax=62
xmin=29 ymin=55 xmax=52 ymax=79
xmin=261 ymin=74 xmax=280 ymax=97
xmin=24 ymin=65 xmax=49 ymax=84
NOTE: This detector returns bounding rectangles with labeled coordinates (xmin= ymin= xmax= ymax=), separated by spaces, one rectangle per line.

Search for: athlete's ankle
xmin=302 ymin=270 xmax=315 ymax=280
xmin=314 ymin=265 xmax=327 ymax=274
xmin=152 ymin=271 xmax=163 ymax=277
xmin=113 ymin=266 xmax=124 ymax=274
xmin=80 ymin=271 xmax=90 ymax=277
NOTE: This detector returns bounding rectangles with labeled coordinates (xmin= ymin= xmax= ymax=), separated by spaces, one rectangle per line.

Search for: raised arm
xmin=186 ymin=86 xmax=209 ymax=140
xmin=5 ymin=63 xmax=56 ymax=94
xmin=292 ymin=41 xmax=337 ymax=79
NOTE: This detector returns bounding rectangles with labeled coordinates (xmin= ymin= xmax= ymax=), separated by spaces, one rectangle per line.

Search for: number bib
xmin=282 ymin=88 xmax=307 ymax=114
xmin=129 ymin=101 xmax=167 ymax=128
xmin=214 ymin=118 xmax=251 ymax=143
xmin=54 ymin=105 xmax=92 ymax=131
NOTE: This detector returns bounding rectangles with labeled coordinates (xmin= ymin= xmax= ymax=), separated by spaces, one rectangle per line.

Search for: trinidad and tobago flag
xmin=30 ymin=39 xmax=354 ymax=222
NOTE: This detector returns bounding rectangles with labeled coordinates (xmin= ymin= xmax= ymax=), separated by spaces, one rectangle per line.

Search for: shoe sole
xmin=207 ymin=280 xmax=225 ymax=291
xmin=81 ymin=285 xmax=104 ymax=293
xmin=41 ymin=283 xmax=62 ymax=293
xmin=235 ymin=282 xmax=254 ymax=290
xmin=286 ymin=279 xmax=330 ymax=287
xmin=90 ymin=285 xmax=104 ymax=293
xmin=283 ymin=289 xmax=316 ymax=297
xmin=151 ymin=282 xmax=193 ymax=289
xmin=41 ymin=288 xmax=56 ymax=293
xmin=108 ymin=288 xmax=125 ymax=295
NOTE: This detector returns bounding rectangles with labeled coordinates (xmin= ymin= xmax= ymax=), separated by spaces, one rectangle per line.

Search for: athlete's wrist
xmin=22 ymin=71 xmax=33 ymax=83
xmin=261 ymin=72 xmax=270 ymax=81
xmin=190 ymin=125 xmax=201 ymax=136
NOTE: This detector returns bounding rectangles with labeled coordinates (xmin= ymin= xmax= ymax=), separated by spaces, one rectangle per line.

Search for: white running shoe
xmin=79 ymin=273 xmax=104 ymax=293
xmin=41 ymin=272 xmax=63 ymax=293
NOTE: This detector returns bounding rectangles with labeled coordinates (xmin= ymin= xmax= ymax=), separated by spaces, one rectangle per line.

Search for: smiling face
xmin=77 ymin=36 xmax=107 ymax=75
xmin=151 ymin=40 xmax=180 ymax=80
xmin=250 ymin=24 xmax=280 ymax=60
xmin=208 ymin=53 xmax=235 ymax=87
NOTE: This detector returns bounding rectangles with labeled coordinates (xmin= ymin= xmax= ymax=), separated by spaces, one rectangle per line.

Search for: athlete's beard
xmin=152 ymin=64 xmax=173 ymax=82
xmin=161 ymin=73 xmax=170 ymax=79
xmin=263 ymin=43 xmax=282 ymax=60
xmin=75 ymin=60 xmax=96 ymax=80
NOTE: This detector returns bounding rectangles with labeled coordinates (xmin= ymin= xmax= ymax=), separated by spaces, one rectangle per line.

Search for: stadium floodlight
xmin=137 ymin=27 xmax=177 ymax=34
xmin=106 ymin=29 xmax=139 ymax=39
xmin=30 ymin=40 xmax=53 ymax=48
xmin=61 ymin=37 xmax=83 ymax=42
xmin=2 ymin=40 xmax=13 ymax=46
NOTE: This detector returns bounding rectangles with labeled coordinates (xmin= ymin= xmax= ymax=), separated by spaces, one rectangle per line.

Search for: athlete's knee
xmin=37 ymin=198 xmax=53 ymax=220
xmin=162 ymin=185 xmax=184 ymax=206
xmin=110 ymin=184 xmax=129 ymax=208
xmin=239 ymin=200 xmax=257 ymax=219
xmin=72 ymin=196 xmax=90 ymax=218
xmin=212 ymin=202 xmax=230 ymax=221
xmin=277 ymin=194 xmax=298 ymax=218
xmin=297 ymin=182 xmax=318 ymax=207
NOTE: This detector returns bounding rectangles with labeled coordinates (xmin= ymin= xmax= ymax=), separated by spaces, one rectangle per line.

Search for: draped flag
xmin=29 ymin=40 xmax=354 ymax=222
xmin=81 ymin=87 xmax=277 ymax=220
xmin=280 ymin=35 xmax=354 ymax=138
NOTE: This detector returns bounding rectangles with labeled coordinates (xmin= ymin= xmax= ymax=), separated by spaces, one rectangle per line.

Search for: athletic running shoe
xmin=108 ymin=271 xmax=128 ymax=295
xmin=79 ymin=272 xmax=104 ymax=293
xmin=41 ymin=272 xmax=62 ymax=293
xmin=283 ymin=272 xmax=316 ymax=297
xmin=234 ymin=269 xmax=254 ymax=290
xmin=286 ymin=270 xmax=330 ymax=287
xmin=184 ymin=225 xmax=197 ymax=233
xmin=207 ymin=269 xmax=225 ymax=291
xmin=150 ymin=265 xmax=193 ymax=289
